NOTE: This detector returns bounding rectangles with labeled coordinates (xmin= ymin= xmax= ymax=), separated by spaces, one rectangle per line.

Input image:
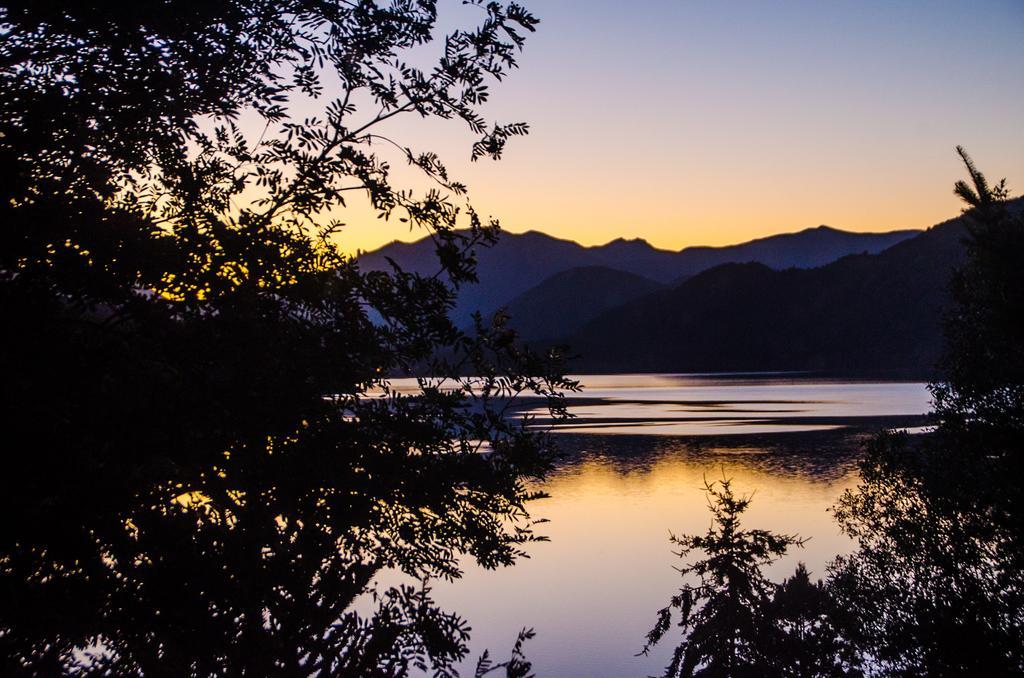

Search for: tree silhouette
xmin=641 ymin=477 xmax=805 ymax=677
xmin=829 ymin=149 xmax=1024 ymax=674
xmin=645 ymin=149 xmax=1024 ymax=677
xmin=0 ymin=1 xmax=573 ymax=674
xmin=935 ymin=146 xmax=1024 ymax=455
xmin=755 ymin=564 xmax=862 ymax=677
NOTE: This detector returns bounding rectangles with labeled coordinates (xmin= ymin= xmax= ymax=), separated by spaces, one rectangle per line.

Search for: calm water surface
xmin=393 ymin=374 xmax=932 ymax=676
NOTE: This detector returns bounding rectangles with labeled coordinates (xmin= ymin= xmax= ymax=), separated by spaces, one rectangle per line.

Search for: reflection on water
xmin=525 ymin=373 xmax=933 ymax=435
xmin=423 ymin=438 xmax=864 ymax=675
xmin=382 ymin=375 xmax=931 ymax=676
xmin=419 ymin=434 xmax=863 ymax=676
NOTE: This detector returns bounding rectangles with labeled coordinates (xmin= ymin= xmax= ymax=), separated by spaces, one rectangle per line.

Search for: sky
xmin=335 ymin=0 xmax=1024 ymax=254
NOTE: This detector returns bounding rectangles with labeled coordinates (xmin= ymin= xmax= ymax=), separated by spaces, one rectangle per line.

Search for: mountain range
xmin=568 ymin=214 xmax=971 ymax=375
xmin=358 ymin=225 xmax=920 ymax=328
xmin=357 ymin=203 xmax=1024 ymax=375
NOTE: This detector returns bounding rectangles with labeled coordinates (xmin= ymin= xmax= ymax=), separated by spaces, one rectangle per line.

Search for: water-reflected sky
xmin=526 ymin=374 xmax=933 ymax=435
xmin=382 ymin=375 xmax=930 ymax=676
xmin=425 ymin=436 xmax=862 ymax=676
xmin=388 ymin=372 xmax=933 ymax=435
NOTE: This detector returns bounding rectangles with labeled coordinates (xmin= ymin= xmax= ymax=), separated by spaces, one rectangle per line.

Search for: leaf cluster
xmin=0 ymin=1 xmax=575 ymax=674
xmin=827 ymin=150 xmax=1024 ymax=675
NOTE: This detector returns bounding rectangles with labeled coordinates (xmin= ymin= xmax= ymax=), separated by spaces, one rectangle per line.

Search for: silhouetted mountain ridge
xmin=501 ymin=266 xmax=663 ymax=342
xmin=563 ymin=202 xmax=1024 ymax=375
xmin=357 ymin=225 xmax=919 ymax=326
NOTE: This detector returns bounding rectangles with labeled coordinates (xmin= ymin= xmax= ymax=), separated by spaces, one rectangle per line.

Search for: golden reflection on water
xmin=419 ymin=437 xmax=861 ymax=677
xmin=382 ymin=375 xmax=928 ymax=676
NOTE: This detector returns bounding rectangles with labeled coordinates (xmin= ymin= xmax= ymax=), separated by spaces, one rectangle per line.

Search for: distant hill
xmin=665 ymin=225 xmax=923 ymax=285
xmin=565 ymin=211 xmax=977 ymax=375
xmin=357 ymin=226 xmax=919 ymax=326
xmin=501 ymin=266 xmax=663 ymax=342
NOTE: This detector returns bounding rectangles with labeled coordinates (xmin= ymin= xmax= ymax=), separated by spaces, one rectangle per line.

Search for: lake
xmin=390 ymin=374 xmax=933 ymax=676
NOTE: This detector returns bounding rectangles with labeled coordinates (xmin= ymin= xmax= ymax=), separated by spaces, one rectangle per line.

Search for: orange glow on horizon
xmin=321 ymin=0 xmax=1024 ymax=257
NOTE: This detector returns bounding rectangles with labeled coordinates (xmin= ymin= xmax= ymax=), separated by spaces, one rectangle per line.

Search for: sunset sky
xmin=339 ymin=0 xmax=1024 ymax=254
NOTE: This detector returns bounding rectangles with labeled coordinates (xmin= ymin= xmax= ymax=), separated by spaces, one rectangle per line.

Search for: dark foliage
xmin=830 ymin=431 xmax=1024 ymax=675
xmin=640 ymin=477 xmax=805 ymax=677
xmin=935 ymin=146 xmax=1024 ymax=452
xmin=647 ymin=149 xmax=1023 ymax=676
xmin=473 ymin=628 xmax=534 ymax=678
xmin=643 ymin=477 xmax=866 ymax=677
xmin=0 ymin=1 xmax=575 ymax=674
xmin=755 ymin=564 xmax=862 ymax=677
xmin=828 ymin=149 xmax=1024 ymax=675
